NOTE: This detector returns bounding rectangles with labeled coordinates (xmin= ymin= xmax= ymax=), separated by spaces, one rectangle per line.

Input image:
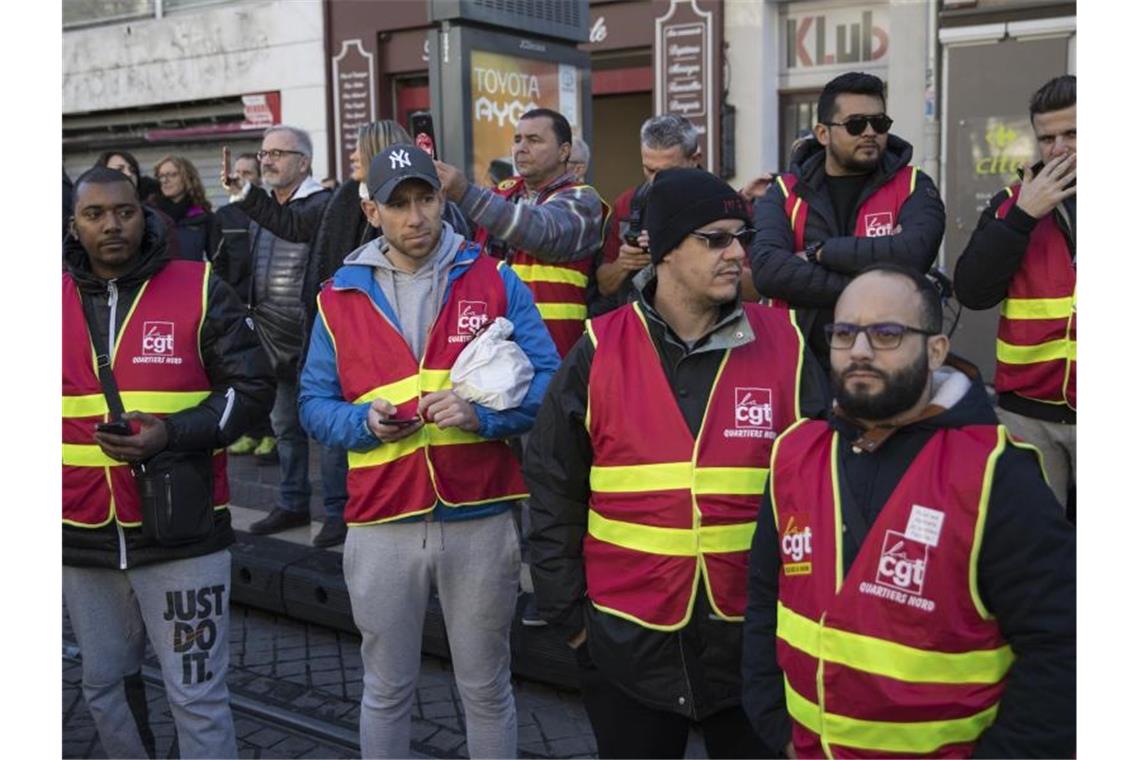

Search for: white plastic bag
xmin=450 ymin=317 xmax=535 ymax=411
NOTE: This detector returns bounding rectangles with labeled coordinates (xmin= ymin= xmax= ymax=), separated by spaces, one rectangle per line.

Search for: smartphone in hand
xmin=96 ymin=420 xmax=133 ymax=436
xmin=410 ymin=112 xmax=437 ymax=159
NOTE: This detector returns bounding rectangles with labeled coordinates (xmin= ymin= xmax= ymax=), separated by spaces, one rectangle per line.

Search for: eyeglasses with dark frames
xmin=824 ymin=322 xmax=937 ymax=350
xmin=256 ymin=149 xmax=305 ymax=161
xmin=822 ymin=114 xmax=894 ymax=137
xmin=688 ymin=227 xmax=757 ymax=250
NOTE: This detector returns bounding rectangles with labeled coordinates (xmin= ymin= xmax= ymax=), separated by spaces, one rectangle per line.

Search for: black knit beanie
xmin=646 ymin=168 xmax=752 ymax=264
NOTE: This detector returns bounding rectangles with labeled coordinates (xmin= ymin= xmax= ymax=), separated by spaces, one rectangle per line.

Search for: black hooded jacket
xmin=749 ymin=135 xmax=946 ymax=368
xmin=741 ymin=367 xmax=1076 ymax=757
xmin=63 ymin=208 xmax=276 ymax=569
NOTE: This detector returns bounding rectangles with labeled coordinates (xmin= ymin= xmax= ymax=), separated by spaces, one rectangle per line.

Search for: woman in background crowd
xmin=154 ymin=154 xmax=219 ymax=261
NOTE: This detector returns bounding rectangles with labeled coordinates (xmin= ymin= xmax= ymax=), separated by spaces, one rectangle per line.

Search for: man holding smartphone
xmin=63 ymin=167 xmax=273 ymax=758
xmin=298 ymin=146 xmax=560 ymax=758
xmin=954 ymin=75 xmax=1077 ymax=517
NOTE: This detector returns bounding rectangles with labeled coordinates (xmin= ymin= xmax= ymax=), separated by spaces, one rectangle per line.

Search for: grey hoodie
xmin=342 ymin=221 xmax=465 ymax=360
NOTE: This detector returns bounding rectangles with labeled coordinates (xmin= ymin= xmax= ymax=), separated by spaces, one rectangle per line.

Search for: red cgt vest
xmin=993 ymin=185 xmax=1076 ymax=410
xmin=315 ymin=249 xmax=528 ymax=526
xmin=777 ymin=166 xmax=919 ymax=251
xmin=770 ymin=419 xmax=1020 ymax=758
xmin=473 ymin=175 xmax=609 ymax=358
xmin=62 ymin=261 xmax=229 ymax=527
xmin=584 ymin=302 xmax=805 ymax=630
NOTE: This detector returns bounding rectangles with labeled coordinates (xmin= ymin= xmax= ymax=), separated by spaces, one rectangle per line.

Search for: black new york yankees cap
xmin=366 ymin=143 xmax=441 ymax=204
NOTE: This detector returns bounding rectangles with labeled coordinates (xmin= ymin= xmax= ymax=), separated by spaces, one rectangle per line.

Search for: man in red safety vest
xmin=742 ymin=264 xmax=1075 ymax=758
xmin=954 ymin=75 xmax=1076 ymax=518
xmin=525 ymin=168 xmax=829 ymax=758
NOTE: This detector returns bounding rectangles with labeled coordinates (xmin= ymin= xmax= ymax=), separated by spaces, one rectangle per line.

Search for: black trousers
xmin=577 ymin=647 xmax=780 ymax=759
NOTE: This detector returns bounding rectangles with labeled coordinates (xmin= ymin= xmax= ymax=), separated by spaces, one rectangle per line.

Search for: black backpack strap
xmin=79 ymin=291 xmax=126 ymax=421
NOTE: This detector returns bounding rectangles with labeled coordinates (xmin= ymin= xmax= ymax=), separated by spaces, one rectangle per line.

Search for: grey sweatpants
xmin=62 ymin=550 xmax=237 ymax=759
xmin=344 ymin=510 xmax=520 ymax=758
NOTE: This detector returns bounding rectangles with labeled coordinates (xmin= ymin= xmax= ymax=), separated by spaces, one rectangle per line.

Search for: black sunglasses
xmin=823 ymin=114 xmax=893 ymax=137
xmin=689 ymin=227 xmax=756 ymax=250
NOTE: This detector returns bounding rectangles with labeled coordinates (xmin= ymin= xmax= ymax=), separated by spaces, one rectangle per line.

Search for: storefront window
xmin=63 ymin=0 xmax=154 ymax=28
xmin=779 ymin=92 xmax=817 ymax=171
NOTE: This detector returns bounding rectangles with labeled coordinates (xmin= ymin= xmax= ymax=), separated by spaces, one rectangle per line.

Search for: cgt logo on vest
xmin=725 ymin=387 xmax=777 ymax=440
xmin=450 ymin=300 xmax=490 ymax=344
xmin=858 ymin=529 xmax=936 ymax=612
xmin=863 ymin=212 xmax=895 ymax=237
xmin=780 ymin=513 xmax=812 ymax=576
xmin=133 ymin=322 xmax=183 ymax=365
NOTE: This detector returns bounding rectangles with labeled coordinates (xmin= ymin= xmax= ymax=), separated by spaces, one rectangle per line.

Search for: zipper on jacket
xmin=107 ymin=281 xmax=129 ymax=571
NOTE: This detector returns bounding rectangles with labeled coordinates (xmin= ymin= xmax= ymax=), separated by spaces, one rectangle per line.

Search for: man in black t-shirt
xmin=749 ymin=72 xmax=946 ymax=369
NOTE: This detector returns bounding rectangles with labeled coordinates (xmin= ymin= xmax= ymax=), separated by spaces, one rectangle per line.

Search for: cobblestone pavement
xmin=64 ymin=601 xmax=599 ymax=759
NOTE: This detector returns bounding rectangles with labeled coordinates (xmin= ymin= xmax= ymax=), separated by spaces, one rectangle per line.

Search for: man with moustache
xmin=750 ymin=72 xmax=946 ymax=369
xmin=298 ymin=146 xmax=560 ymax=758
xmin=62 ymin=167 xmax=273 ymax=758
xmin=435 ymin=107 xmax=606 ymax=358
xmin=742 ymin=264 xmax=1075 ymax=758
xmin=526 ymin=168 xmax=827 ymax=757
xmin=955 ymin=75 xmax=1076 ymax=515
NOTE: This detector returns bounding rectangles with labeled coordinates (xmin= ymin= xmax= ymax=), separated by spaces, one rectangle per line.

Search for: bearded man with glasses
xmin=742 ymin=263 xmax=1075 ymax=758
xmin=750 ymin=71 xmax=946 ymax=372
xmin=525 ymin=168 xmax=828 ymax=758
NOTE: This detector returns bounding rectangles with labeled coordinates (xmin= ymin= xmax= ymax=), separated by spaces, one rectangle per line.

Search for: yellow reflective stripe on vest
xmin=591 ymin=462 xmax=768 ymax=495
xmin=1000 ymin=296 xmax=1074 ymax=320
xmin=62 ymin=390 xmax=211 ymax=418
xmin=62 ymin=444 xmax=125 ymax=468
xmin=587 ymin=510 xmax=755 ymax=556
xmin=536 ymin=302 xmax=588 ymax=321
xmin=347 ymin=434 xmax=424 ymax=469
xmin=787 ymin=680 xmax=999 ymax=754
xmin=695 ymin=467 xmax=769 ymax=495
xmin=353 ymin=375 xmax=421 ymax=406
xmin=346 ymin=423 xmax=486 ymax=470
xmin=591 ymin=461 xmax=691 ymax=492
xmin=777 ymin=602 xmax=1013 ymax=684
xmin=995 ymin=337 xmax=1076 ymax=365
xmin=511 ymin=264 xmax=589 ymax=288
xmin=351 ymin=370 xmax=454 ymax=406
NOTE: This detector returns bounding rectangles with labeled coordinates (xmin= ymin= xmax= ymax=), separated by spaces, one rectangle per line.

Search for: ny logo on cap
xmin=389 ymin=149 xmax=412 ymax=169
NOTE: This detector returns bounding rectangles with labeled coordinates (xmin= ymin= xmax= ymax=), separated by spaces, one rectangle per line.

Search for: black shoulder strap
xmin=79 ymin=291 xmax=126 ymax=421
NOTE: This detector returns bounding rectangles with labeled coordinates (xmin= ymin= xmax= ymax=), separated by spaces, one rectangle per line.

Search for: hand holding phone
xmin=367 ymin=399 xmax=424 ymax=442
xmin=410 ymin=112 xmax=438 ymax=160
xmin=220 ymin=146 xmax=240 ymax=193
xmin=96 ymin=420 xmax=133 ymax=436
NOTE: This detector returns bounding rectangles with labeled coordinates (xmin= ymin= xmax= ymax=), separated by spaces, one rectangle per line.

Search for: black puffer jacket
xmin=237 ymin=178 xmax=331 ymax=380
xmin=749 ymin=135 xmax=945 ymax=368
xmin=524 ymin=278 xmax=829 ymax=722
xmin=63 ymin=208 xmax=276 ymax=569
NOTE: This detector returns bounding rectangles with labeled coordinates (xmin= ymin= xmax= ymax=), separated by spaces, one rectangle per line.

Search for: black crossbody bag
xmin=81 ymin=293 xmax=214 ymax=546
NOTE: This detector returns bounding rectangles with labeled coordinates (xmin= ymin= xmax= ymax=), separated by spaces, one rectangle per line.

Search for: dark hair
xmin=95 ymin=150 xmax=141 ymax=180
xmin=73 ymin=166 xmax=138 ymax=211
xmin=520 ymin=108 xmax=572 ymax=147
xmin=235 ymin=152 xmax=261 ymax=175
xmin=855 ymin=263 xmax=943 ymax=333
xmin=818 ymin=72 xmax=887 ymax=124
xmin=1029 ymin=75 xmax=1075 ymax=119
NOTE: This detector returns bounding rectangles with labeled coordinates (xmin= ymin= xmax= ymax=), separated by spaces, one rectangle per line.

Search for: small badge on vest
xmin=862 ymin=211 xmax=894 ymax=237
xmin=726 ymin=387 xmax=777 ymax=440
xmin=780 ymin=513 xmax=813 ymax=576
xmin=904 ymin=504 xmax=945 ymax=548
xmin=858 ymin=528 xmax=937 ymax=613
xmin=134 ymin=322 xmax=183 ymax=366
xmin=450 ymin=301 xmax=490 ymax=344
